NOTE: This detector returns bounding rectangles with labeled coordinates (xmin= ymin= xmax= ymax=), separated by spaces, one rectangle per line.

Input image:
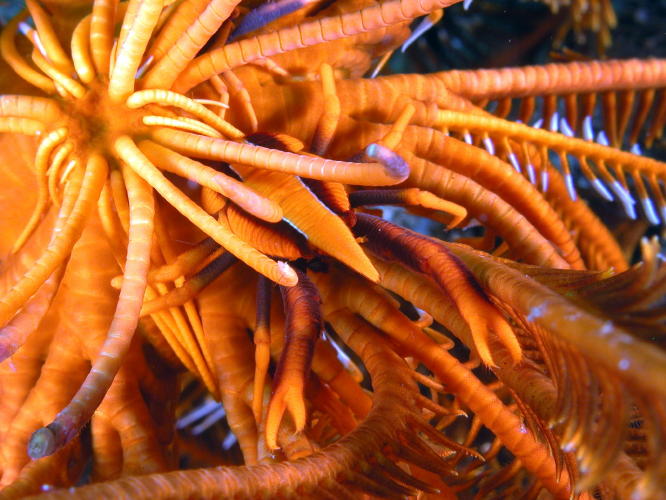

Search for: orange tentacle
xmin=174 ymin=0 xmax=464 ymax=92
xmin=354 ymin=213 xmax=521 ymax=366
xmin=265 ymin=269 xmax=322 ymax=449
xmin=27 ymin=163 xmax=155 ymax=459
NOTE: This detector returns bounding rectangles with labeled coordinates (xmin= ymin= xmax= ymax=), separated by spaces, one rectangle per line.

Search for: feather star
xmin=0 ymin=0 xmax=665 ymax=498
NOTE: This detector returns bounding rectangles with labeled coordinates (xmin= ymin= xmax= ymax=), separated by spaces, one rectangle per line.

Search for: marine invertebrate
xmin=0 ymin=0 xmax=665 ymax=498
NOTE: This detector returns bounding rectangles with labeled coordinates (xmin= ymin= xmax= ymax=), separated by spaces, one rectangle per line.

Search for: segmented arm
xmin=108 ymin=0 xmax=162 ymax=102
xmin=435 ymin=58 xmax=666 ymax=101
xmin=354 ymin=213 xmax=521 ymax=366
xmin=0 ymin=11 xmax=56 ymax=93
xmin=0 ymin=95 xmax=61 ymax=121
xmin=27 ymin=162 xmax=154 ymax=460
xmin=174 ymin=0 xmax=463 ymax=92
xmin=142 ymin=0 xmax=242 ymax=90
xmin=0 ymin=155 xmax=105 ymax=329
xmin=137 ymin=140 xmax=283 ymax=223
xmin=90 ymin=0 xmax=119 ymax=76
xmin=113 ymin=135 xmax=298 ymax=287
xmin=265 ymin=270 xmax=322 ymax=450
xmin=151 ymin=128 xmax=409 ymax=186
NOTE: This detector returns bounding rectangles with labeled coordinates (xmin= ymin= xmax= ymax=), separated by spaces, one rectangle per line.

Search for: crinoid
xmin=0 ymin=0 xmax=665 ymax=498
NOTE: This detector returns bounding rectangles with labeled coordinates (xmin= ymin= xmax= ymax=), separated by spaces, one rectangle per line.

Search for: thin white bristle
xmin=192 ymin=405 xmax=227 ymax=435
xmin=596 ymin=130 xmax=609 ymax=146
xmin=401 ymin=16 xmax=435 ymax=52
xmin=582 ymin=116 xmax=594 ymax=141
xmin=135 ymin=55 xmax=154 ymax=79
xmin=508 ymin=152 xmax=521 ymax=173
xmin=194 ymin=98 xmax=230 ymax=109
xmin=610 ymin=181 xmax=637 ymax=219
xmin=527 ymin=164 xmax=537 ymax=185
xmin=560 ymin=117 xmax=575 ymax=137
xmin=17 ymin=22 xmax=31 ymax=36
xmin=565 ymin=173 xmax=577 ymax=201
xmin=222 ymin=432 xmax=238 ymax=450
xmin=177 ymin=399 xmax=222 ymax=429
xmin=641 ymin=197 xmax=661 ymax=226
xmin=591 ymin=178 xmax=613 ymax=201
xmin=483 ymin=136 xmax=495 ymax=155
xmin=19 ymin=22 xmax=48 ymax=57
xmin=369 ymin=55 xmax=388 ymax=78
xmin=541 ymin=170 xmax=549 ymax=192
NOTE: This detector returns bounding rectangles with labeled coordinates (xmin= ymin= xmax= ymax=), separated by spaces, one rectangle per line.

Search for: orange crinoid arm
xmin=28 ymin=164 xmax=155 ymax=459
xmin=173 ymin=0 xmax=464 ymax=92
xmin=265 ymin=269 xmax=322 ymax=450
xmin=112 ymin=135 xmax=298 ymax=287
xmin=1 ymin=0 xmax=665 ymax=498
xmin=354 ymin=213 xmax=521 ymax=366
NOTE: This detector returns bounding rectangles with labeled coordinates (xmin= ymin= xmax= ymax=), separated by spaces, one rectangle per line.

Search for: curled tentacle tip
xmin=365 ymin=143 xmax=410 ymax=183
xmin=27 ymin=426 xmax=57 ymax=459
xmin=278 ymin=261 xmax=299 ymax=287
